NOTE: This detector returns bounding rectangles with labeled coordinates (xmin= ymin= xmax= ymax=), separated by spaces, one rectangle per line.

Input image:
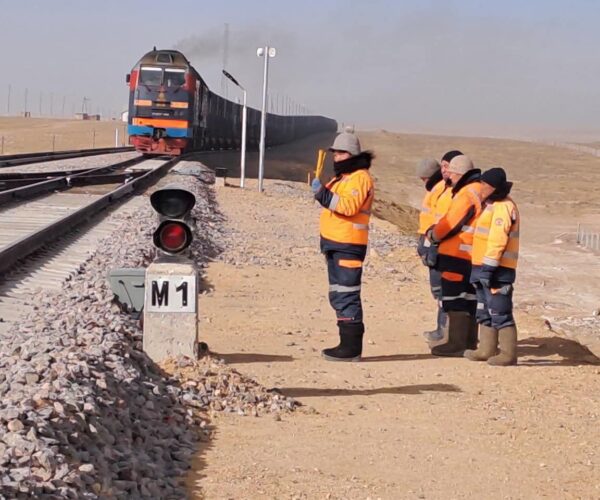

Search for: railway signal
xmin=150 ymin=185 xmax=195 ymax=254
xmin=143 ymin=184 xmax=200 ymax=361
xmin=108 ymin=183 xmax=203 ymax=362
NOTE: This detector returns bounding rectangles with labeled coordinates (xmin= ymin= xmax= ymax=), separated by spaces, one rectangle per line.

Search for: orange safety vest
xmin=472 ymin=197 xmax=520 ymax=270
xmin=418 ymin=178 xmax=450 ymax=234
xmin=433 ymin=181 xmax=453 ymax=223
xmin=319 ymin=169 xmax=374 ymax=246
xmin=433 ymin=178 xmax=483 ymax=262
xmin=418 ymin=190 xmax=436 ymax=235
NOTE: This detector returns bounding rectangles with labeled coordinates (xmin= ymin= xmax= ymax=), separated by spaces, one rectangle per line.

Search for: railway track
xmin=0 ymin=155 xmax=180 ymax=333
xmin=0 ymin=146 xmax=134 ymax=168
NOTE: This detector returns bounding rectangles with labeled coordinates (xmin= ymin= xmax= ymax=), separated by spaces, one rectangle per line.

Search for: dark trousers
xmin=325 ymin=250 xmax=364 ymax=324
xmin=474 ymin=282 xmax=515 ymax=329
xmin=438 ymin=255 xmax=477 ymax=314
xmin=429 ymin=267 xmax=447 ymax=330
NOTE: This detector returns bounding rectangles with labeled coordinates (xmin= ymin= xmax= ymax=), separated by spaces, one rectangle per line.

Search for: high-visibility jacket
xmin=472 ymin=197 xmax=520 ymax=282
xmin=432 ymin=170 xmax=482 ymax=263
xmin=418 ymin=171 xmax=443 ymax=235
xmin=319 ymin=169 xmax=374 ymax=247
xmin=432 ymin=181 xmax=453 ymax=223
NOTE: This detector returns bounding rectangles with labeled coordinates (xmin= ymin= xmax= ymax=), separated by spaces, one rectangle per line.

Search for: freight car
xmin=126 ymin=48 xmax=337 ymax=155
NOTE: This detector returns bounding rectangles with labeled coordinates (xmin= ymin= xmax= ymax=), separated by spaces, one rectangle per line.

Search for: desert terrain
xmin=2 ymin=118 xmax=599 ymax=498
xmin=0 ymin=117 xmax=127 ymax=154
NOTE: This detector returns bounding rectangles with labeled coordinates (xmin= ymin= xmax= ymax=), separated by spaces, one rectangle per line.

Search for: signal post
xmin=143 ymin=185 xmax=200 ymax=362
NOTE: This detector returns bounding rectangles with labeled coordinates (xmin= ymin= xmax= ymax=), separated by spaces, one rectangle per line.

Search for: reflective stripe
xmin=423 ymin=239 xmax=432 ymax=248
xmin=458 ymin=244 xmax=472 ymax=252
xmin=329 ymin=284 xmax=361 ymax=293
xmin=352 ymin=223 xmax=369 ymax=230
xmin=467 ymin=187 xmax=479 ymax=199
xmin=509 ymin=231 xmax=520 ymax=238
xmin=328 ymin=194 xmax=340 ymax=210
xmin=475 ymin=227 xmax=490 ymax=235
xmin=421 ymin=206 xmax=431 ymax=213
xmin=477 ymin=303 xmax=485 ymax=310
xmin=442 ymin=292 xmax=477 ymax=301
xmin=462 ymin=225 xmax=475 ymax=234
xmin=503 ymin=251 xmax=519 ymax=260
xmin=482 ymin=256 xmax=499 ymax=266
xmin=431 ymin=286 xmax=442 ymax=292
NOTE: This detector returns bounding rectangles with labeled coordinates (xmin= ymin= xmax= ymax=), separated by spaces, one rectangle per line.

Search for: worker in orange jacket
xmin=312 ymin=131 xmax=375 ymax=361
xmin=464 ymin=168 xmax=520 ymax=365
xmin=425 ymin=155 xmax=482 ymax=356
xmin=417 ymin=150 xmax=463 ymax=343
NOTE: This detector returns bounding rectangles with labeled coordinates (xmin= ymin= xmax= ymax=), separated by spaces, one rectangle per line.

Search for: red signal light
xmin=159 ymin=222 xmax=188 ymax=252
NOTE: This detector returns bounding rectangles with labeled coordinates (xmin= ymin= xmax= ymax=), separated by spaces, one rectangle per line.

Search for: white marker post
xmin=256 ymin=46 xmax=276 ymax=193
xmin=143 ymin=262 xmax=198 ymax=361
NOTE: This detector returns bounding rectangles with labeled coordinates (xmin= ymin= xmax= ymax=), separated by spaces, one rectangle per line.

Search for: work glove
xmin=417 ymin=235 xmax=427 ymax=260
xmin=425 ymin=243 xmax=439 ymax=268
xmin=311 ymin=178 xmax=322 ymax=194
xmin=423 ymin=228 xmax=439 ymax=268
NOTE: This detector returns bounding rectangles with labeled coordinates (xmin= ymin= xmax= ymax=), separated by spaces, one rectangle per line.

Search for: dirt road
xmin=187 ymin=177 xmax=599 ymax=499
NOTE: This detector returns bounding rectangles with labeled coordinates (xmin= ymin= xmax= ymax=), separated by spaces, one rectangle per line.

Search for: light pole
xmin=256 ymin=46 xmax=276 ymax=192
xmin=222 ymin=69 xmax=247 ymax=188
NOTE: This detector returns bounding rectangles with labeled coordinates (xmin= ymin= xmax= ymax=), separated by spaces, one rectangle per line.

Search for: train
xmin=126 ymin=48 xmax=337 ymax=155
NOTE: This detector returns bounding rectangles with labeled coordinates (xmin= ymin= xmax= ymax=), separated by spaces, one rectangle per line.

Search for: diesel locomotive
xmin=126 ymin=48 xmax=337 ymax=155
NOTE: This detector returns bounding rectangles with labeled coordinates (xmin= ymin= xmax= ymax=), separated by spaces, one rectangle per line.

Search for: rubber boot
xmin=322 ymin=323 xmax=364 ymax=362
xmin=487 ymin=325 xmax=517 ymax=366
xmin=431 ymin=311 xmax=470 ymax=357
xmin=466 ymin=314 xmax=478 ymax=350
xmin=464 ymin=324 xmax=498 ymax=361
xmin=423 ymin=307 xmax=447 ymax=343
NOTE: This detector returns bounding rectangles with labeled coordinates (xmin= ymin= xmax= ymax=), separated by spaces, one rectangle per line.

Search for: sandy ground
xmin=0 ymin=117 xmax=128 ymax=153
xmin=3 ymin=118 xmax=599 ymax=497
xmin=187 ymin=178 xmax=599 ymax=499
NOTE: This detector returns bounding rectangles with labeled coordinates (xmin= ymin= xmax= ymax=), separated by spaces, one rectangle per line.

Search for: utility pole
xmin=7 ymin=84 xmax=11 ymax=115
xmin=220 ymin=23 xmax=230 ymax=99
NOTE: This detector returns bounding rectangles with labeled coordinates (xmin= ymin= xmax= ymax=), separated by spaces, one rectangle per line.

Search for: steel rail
xmin=0 ymin=156 xmax=146 ymax=206
xmin=0 ymin=146 xmax=134 ymax=168
xmin=0 ymin=157 xmax=179 ymax=275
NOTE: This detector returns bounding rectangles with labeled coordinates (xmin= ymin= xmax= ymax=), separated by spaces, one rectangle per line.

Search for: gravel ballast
xmin=0 ymin=162 xmax=297 ymax=499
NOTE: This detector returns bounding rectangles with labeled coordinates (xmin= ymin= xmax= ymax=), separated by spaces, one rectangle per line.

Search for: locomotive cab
xmin=127 ymin=50 xmax=196 ymax=155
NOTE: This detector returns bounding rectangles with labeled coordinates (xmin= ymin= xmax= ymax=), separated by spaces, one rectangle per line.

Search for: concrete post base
xmin=143 ymin=260 xmax=198 ymax=362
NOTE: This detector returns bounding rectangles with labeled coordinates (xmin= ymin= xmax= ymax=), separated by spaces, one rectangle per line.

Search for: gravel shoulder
xmin=188 ymin=178 xmax=600 ymax=499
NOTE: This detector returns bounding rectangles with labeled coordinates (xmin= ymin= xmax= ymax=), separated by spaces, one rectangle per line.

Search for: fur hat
xmin=329 ymin=132 xmax=361 ymax=156
xmin=447 ymin=155 xmax=474 ymax=175
xmin=481 ymin=167 xmax=507 ymax=188
xmin=416 ymin=158 xmax=440 ymax=178
xmin=441 ymin=150 xmax=463 ymax=163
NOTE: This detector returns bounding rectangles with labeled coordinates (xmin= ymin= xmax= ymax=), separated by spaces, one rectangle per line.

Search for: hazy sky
xmin=2 ymin=0 xmax=600 ymax=138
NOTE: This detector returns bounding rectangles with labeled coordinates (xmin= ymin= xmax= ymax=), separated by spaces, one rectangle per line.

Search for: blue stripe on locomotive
xmin=128 ymin=125 xmax=191 ymax=138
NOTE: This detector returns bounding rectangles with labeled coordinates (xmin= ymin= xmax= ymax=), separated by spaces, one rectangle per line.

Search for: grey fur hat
xmin=329 ymin=131 xmax=361 ymax=156
xmin=416 ymin=158 xmax=440 ymax=178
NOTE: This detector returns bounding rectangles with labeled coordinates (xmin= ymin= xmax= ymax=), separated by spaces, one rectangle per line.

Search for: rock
xmin=7 ymin=419 xmax=24 ymax=432
xmin=78 ymin=463 xmax=94 ymax=473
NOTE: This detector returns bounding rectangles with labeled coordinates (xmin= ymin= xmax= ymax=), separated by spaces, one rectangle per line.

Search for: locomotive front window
xmin=139 ymin=66 xmax=163 ymax=86
xmin=165 ymin=69 xmax=186 ymax=87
